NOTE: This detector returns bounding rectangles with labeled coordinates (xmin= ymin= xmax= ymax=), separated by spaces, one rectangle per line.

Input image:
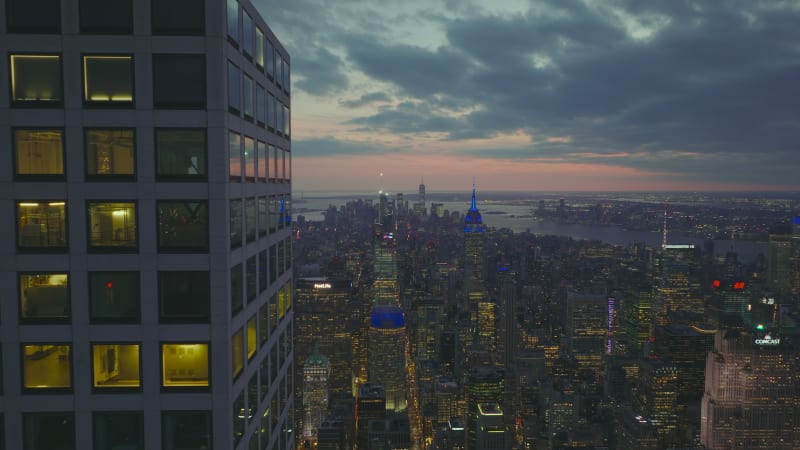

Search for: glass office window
xmin=267 ymin=93 xmax=275 ymax=130
xmin=19 ymin=273 xmax=69 ymax=322
xmin=158 ymin=271 xmax=210 ymax=323
xmin=162 ymin=411 xmax=211 ymax=450
xmin=245 ymin=198 xmax=256 ymax=243
xmin=227 ymin=0 xmax=238 ymax=44
xmin=83 ymin=55 xmax=133 ymax=105
xmin=243 ymin=74 xmax=253 ymax=119
xmin=151 ymin=0 xmax=204 ymax=35
xmin=277 ymin=101 xmax=284 ymax=135
xmin=232 ymin=328 xmax=244 ymax=379
xmin=269 ymin=293 xmax=277 ymax=333
xmin=23 ymin=413 xmax=74 ymax=450
xmin=14 ymin=129 xmax=64 ymax=178
xmin=246 ymin=255 xmax=257 ymax=302
xmin=6 ymin=0 xmax=61 ymax=33
xmin=10 ymin=54 xmax=62 ymax=105
xmin=243 ymin=11 xmax=253 ymax=57
xmin=258 ymin=196 xmax=267 ymax=237
xmin=157 ymin=201 xmax=209 ymax=251
xmin=85 ymin=128 xmax=135 ymax=178
xmin=266 ymin=40 xmax=275 ymax=79
xmin=87 ymin=202 xmax=137 ymax=250
xmin=22 ymin=344 xmax=71 ymax=390
xmin=259 ymin=353 xmax=269 ymax=399
xmin=89 ymin=271 xmax=140 ymax=323
xmin=155 ymin=128 xmax=206 ymax=179
xmin=269 ymin=245 xmax=277 ymax=284
xmin=91 ymin=344 xmax=141 ymax=388
xmin=152 ymin=54 xmax=206 ymax=109
xmin=17 ymin=201 xmax=67 ymax=250
xmin=247 ymin=315 xmax=257 ymax=360
xmin=275 ymin=55 xmax=283 ymax=89
xmin=232 ymin=263 xmax=243 ymax=316
xmin=244 ymin=136 xmax=255 ymax=181
xmin=258 ymin=303 xmax=268 ymax=346
xmin=256 ymin=27 xmax=265 ymax=68
xmin=256 ymin=84 xmax=265 ymax=125
xmin=80 ymin=0 xmax=132 ymax=34
xmin=283 ymin=104 xmax=290 ymax=136
xmin=268 ymin=195 xmax=277 ymax=233
xmin=233 ymin=391 xmax=245 ymax=445
xmin=230 ymin=199 xmax=243 ymax=249
xmin=257 ymin=141 xmax=267 ymax=182
xmin=228 ymin=61 xmax=241 ymax=114
xmin=258 ymin=249 xmax=268 ymax=292
xmin=270 ymin=146 xmax=278 ymax=180
xmin=229 ymin=131 xmax=242 ymax=181
xmin=161 ymin=343 xmax=209 ymax=388
xmin=248 ymin=373 xmax=258 ymax=422
xmin=93 ymin=411 xmax=144 ymax=450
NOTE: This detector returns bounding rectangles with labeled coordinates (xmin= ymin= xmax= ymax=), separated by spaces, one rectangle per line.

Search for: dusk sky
xmin=256 ymin=0 xmax=800 ymax=194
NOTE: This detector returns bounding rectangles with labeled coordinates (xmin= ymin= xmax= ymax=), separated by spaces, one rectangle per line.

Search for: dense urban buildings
xmin=0 ymin=0 xmax=292 ymax=448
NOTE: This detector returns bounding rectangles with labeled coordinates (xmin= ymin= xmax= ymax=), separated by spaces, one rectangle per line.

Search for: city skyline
xmin=259 ymin=0 xmax=800 ymax=193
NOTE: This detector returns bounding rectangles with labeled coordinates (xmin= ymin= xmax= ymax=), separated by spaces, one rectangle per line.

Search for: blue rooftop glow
xmin=370 ymin=305 xmax=405 ymax=328
xmin=794 ymin=216 xmax=800 ymax=225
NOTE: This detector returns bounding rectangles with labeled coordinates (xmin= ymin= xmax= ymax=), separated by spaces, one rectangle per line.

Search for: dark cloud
xmin=340 ymin=92 xmax=393 ymax=108
xmin=292 ymin=137 xmax=397 ymax=158
xmin=292 ymin=46 xmax=349 ymax=96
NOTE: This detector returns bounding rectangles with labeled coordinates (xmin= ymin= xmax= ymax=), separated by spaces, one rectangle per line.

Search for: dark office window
xmin=256 ymin=84 xmax=265 ymax=126
xmin=259 ymin=351 xmax=269 ymax=397
xmin=232 ymin=263 xmax=243 ymax=316
xmin=266 ymin=40 xmax=274 ymax=79
xmin=244 ymin=136 xmax=255 ymax=181
xmin=246 ymin=255 xmax=257 ymax=303
xmin=83 ymin=55 xmax=134 ymax=106
xmin=152 ymin=54 xmax=206 ymax=109
xmin=19 ymin=273 xmax=70 ymax=323
xmin=228 ymin=61 xmax=241 ymax=115
xmin=17 ymin=200 xmax=67 ymax=251
xmin=257 ymin=142 xmax=267 ymax=183
xmin=229 ymin=131 xmax=242 ymax=182
xmin=13 ymin=128 xmax=65 ymax=179
xmin=258 ymin=250 xmax=268 ymax=293
xmin=6 ymin=0 xmax=61 ymax=33
xmin=87 ymin=202 xmax=137 ymax=251
xmin=89 ymin=271 xmax=140 ymax=323
xmin=267 ymin=93 xmax=275 ymax=130
xmin=93 ymin=411 xmax=144 ymax=450
xmin=151 ymin=0 xmax=205 ymax=35
xmin=80 ymin=0 xmax=132 ymax=34
xmin=85 ymin=128 xmax=135 ymax=178
xmin=269 ymin=245 xmax=277 ymax=284
xmin=258 ymin=197 xmax=267 ymax=237
xmin=158 ymin=271 xmax=210 ymax=323
xmin=230 ymin=199 xmax=242 ymax=249
xmin=155 ymin=128 xmax=207 ymax=179
xmin=23 ymin=412 xmax=74 ymax=450
xmin=233 ymin=391 xmax=245 ymax=446
xmin=242 ymin=11 xmax=253 ymax=58
xmin=10 ymin=54 xmax=62 ymax=106
xmin=157 ymin=201 xmax=209 ymax=252
xmin=245 ymin=198 xmax=256 ymax=242
xmin=162 ymin=411 xmax=211 ymax=450
xmin=243 ymin=75 xmax=254 ymax=120
xmin=248 ymin=373 xmax=258 ymax=422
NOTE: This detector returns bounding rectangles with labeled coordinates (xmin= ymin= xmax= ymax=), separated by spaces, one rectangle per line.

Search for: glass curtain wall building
xmin=0 ymin=0 xmax=292 ymax=449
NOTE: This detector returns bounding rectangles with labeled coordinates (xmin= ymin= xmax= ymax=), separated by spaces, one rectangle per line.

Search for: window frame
xmin=84 ymin=127 xmax=137 ymax=181
xmin=81 ymin=54 xmax=135 ymax=107
xmin=90 ymin=342 xmax=142 ymax=392
xmin=86 ymin=200 xmax=139 ymax=252
xmin=156 ymin=200 xmax=209 ymax=253
xmin=16 ymin=200 xmax=68 ymax=253
xmin=6 ymin=0 xmax=61 ymax=34
xmin=9 ymin=53 xmax=64 ymax=107
xmin=12 ymin=127 xmax=66 ymax=181
xmin=154 ymin=127 xmax=208 ymax=181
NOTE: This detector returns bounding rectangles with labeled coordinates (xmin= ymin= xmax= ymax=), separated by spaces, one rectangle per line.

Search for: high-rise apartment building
xmin=0 ymin=0 xmax=293 ymax=449
xmin=302 ymin=347 xmax=331 ymax=445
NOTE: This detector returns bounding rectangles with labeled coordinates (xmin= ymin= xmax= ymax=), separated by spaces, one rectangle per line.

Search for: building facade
xmin=0 ymin=0 xmax=293 ymax=448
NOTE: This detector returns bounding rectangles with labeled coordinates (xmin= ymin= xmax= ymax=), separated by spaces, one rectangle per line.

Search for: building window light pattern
xmin=10 ymin=54 xmax=63 ymax=105
xmin=16 ymin=201 xmax=67 ymax=250
xmin=13 ymin=128 xmax=65 ymax=178
xmin=19 ymin=273 xmax=69 ymax=322
xmin=83 ymin=55 xmax=134 ymax=104
xmin=87 ymin=202 xmax=137 ymax=250
xmin=85 ymin=128 xmax=135 ymax=178
xmin=91 ymin=343 xmax=141 ymax=389
xmin=161 ymin=343 xmax=210 ymax=388
xmin=22 ymin=344 xmax=72 ymax=390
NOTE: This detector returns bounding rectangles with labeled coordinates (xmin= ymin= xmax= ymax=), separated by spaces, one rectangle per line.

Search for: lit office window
xmin=93 ymin=411 xmax=144 ymax=450
xmin=255 ymin=27 xmax=265 ymax=68
xmin=22 ymin=344 xmax=71 ymax=390
xmin=83 ymin=55 xmax=134 ymax=105
xmin=245 ymin=199 xmax=256 ymax=243
xmin=158 ymin=271 xmax=210 ymax=323
xmin=91 ymin=344 xmax=141 ymax=389
xmin=85 ymin=128 xmax=135 ymax=178
xmin=247 ymin=315 xmax=257 ymax=360
xmin=161 ymin=343 xmax=209 ymax=388
xmin=155 ymin=128 xmax=206 ymax=179
xmin=87 ymin=202 xmax=137 ymax=250
xmin=256 ymin=84 xmax=265 ymax=126
xmin=244 ymin=136 xmax=255 ymax=181
xmin=13 ymin=129 xmax=64 ymax=178
xmin=80 ymin=0 xmax=132 ymax=34
xmin=162 ymin=411 xmax=211 ymax=450
xmin=257 ymin=141 xmax=267 ymax=182
xmin=232 ymin=328 xmax=244 ymax=379
xmin=17 ymin=201 xmax=67 ymax=250
xmin=6 ymin=0 xmax=61 ymax=33
xmin=258 ymin=197 xmax=267 ymax=237
xmin=151 ymin=0 xmax=205 ymax=35
xmin=157 ymin=201 xmax=208 ymax=251
xmin=89 ymin=271 xmax=140 ymax=323
xmin=23 ymin=413 xmax=74 ymax=450
xmin=229 ymin=131 xmax=242 ymax=181
xmin=242 ymin=11 xmax=253 ymax=57
xmin=228 ymin=61 xmax=241 ymax=114
xmin=152 ymin=54 xmax=206 ymax=109
xmin=230 ymin=199 xmax=243 ymax=249
xmin=246 ymin=254 xmax=257 ymax=302
xmin=19 ymin=273 xmax=69 ymax=322
xmin=226 ymin=0 xmax=238 ymax=44
xmin=232 ymin=263 xmax=243 ymax=316
xmin=10 ymin=54 xmax=62 ymax=105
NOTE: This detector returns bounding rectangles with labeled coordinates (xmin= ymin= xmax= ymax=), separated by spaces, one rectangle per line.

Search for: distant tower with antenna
xmin=662 ymin=203 xmax=669 ymax=249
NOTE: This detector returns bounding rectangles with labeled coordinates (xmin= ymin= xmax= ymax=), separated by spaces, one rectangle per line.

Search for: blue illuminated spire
xmin=470 ymin=182 xmax=478 ymax=211
xmin=464 ymin=182 xmax=483 ymax=232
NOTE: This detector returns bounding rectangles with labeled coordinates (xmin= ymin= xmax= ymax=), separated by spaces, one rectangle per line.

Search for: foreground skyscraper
xmin=1 ymin=1 xmax=293 ymax=448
